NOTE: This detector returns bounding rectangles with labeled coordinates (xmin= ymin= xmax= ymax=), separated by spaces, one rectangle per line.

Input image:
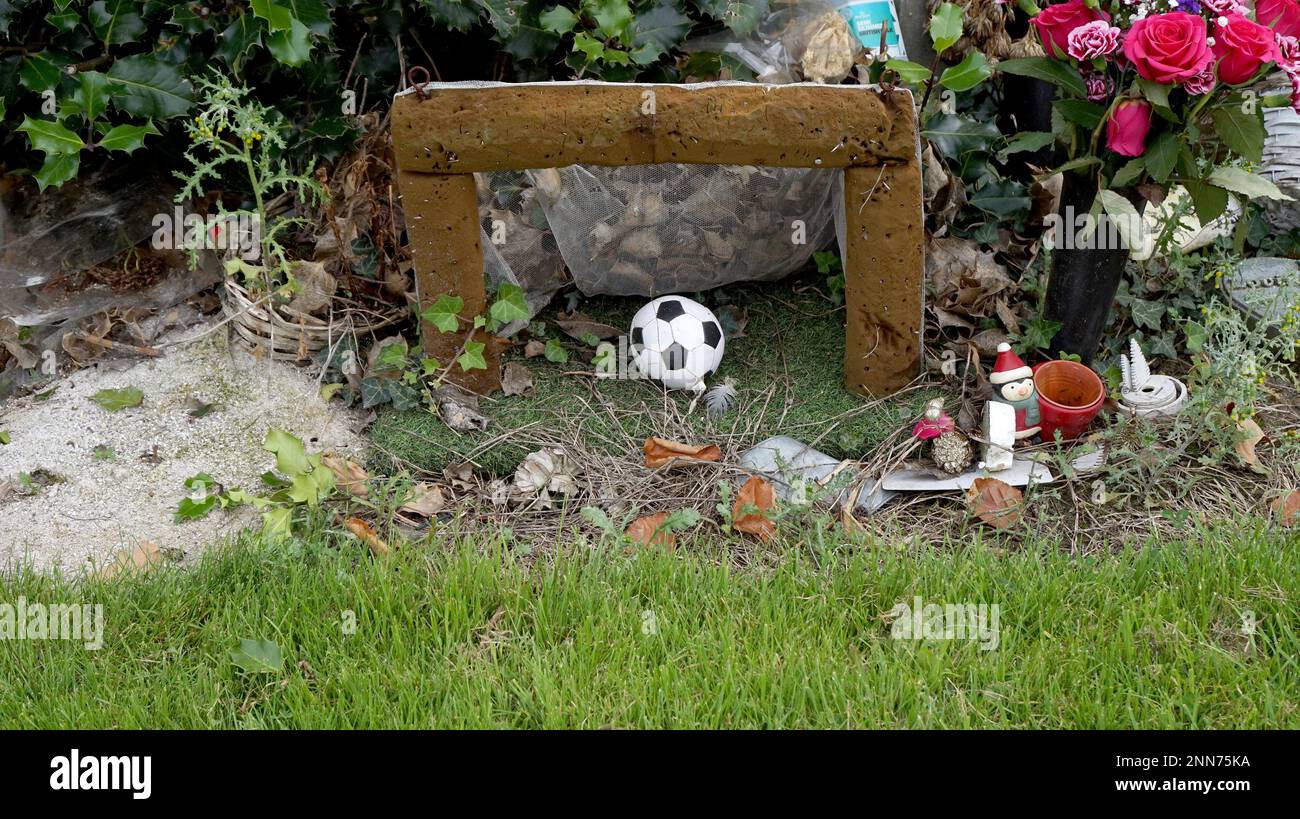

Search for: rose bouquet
xmin=1001 ymin=0 xmax=1296 ymax=238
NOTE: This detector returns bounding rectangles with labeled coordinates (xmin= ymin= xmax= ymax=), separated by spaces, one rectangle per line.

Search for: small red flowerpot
xmin=1032 ymin=360 xmax=1106 ymax=442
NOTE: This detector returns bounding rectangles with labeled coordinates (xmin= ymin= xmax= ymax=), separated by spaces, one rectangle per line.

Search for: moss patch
xmin=370 ymin=274 xmax=930 ymax=476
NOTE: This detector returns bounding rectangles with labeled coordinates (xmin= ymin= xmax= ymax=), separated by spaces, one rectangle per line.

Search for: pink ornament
xmin=913 ymin=399 xmax=955 ymax=441
xmin=1067 ymin=21 xmax=1123 ymax=60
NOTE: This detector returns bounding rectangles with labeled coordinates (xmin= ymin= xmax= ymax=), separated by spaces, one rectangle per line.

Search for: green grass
xmin=2 ymin=519 xmax=1297 ymax=728
xmin=369 ymin=275 xmax=926 ymax=476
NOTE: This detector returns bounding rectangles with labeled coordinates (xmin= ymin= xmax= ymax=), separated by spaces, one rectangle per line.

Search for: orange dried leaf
xmin=625 ymin=512 xmax=676 ymax=550
xmin=345 ymin=516 xmax=390 ymax=556
xmin=1235 ymin=418 xmax=1266 ymax=472
xmin=97 ymin=539 xmax=162 ymax=580
xmin=1271 ymin=491 xmax=1300 ymax=527
xmin=733 ymin=475 xmax=777 ymax=541
xmin=643 ymin=437 xmax=722 ymax=469
xmin=323 ymin=453 xmax=370 ymax=498
xmin=965 ymin=477 xmax=1024 ymax=530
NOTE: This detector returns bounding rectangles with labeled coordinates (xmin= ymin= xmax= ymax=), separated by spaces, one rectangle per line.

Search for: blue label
xmin=838 ymin=1 xmax=906 ymax=59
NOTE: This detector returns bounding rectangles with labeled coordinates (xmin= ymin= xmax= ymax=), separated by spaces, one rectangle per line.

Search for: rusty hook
xmin=408 ymin=66 xmax=431 ymax=101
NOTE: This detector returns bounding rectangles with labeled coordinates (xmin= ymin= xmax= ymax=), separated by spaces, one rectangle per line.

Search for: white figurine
xmin=1118 ymin=337 xmax=1187 ymax=418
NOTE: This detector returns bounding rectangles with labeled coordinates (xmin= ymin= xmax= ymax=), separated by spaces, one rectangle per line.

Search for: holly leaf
xmin=267 ymin=18 xmax=313 ymax=66
xmin=540 ymin=5 xmax=578 ymax=33
xmin=929 ymin=2 xmax=963 ymax=53
xmin=107 ymin=55 xmax=193 ymax=119
xmin=588 ymin=0 xmax=634 ymax=41
xmin=922 ymin=112 xmax=1000 ymax=159
xmin=18 ymin=53 xmax=62 ymax=93
xmin=250 ymin=0 xmax=293 ymax=31
xmin=630 ymin=2 xmax=691 ymax=65
xmin=886 ymin=59 xmax=932 ymax=84
xmin=998 ymin=57 xmax=1087 ymax=98
xmin=65 ymin=71 xmax=112 ymax=120
xmin=97 ymin=121 xmax=159 ymax=154
xmin=996 ymin=130 xmax=1054 ymax=162
xmin=263 ymin=428 xmax=310 ymax=475
xmin=88 ymin=0 xmax=145 ymax=45
xmin=33 ymin=153 xmax=80 ymax=191
xmin=18 ymin=117 xmax=84 ymax=155
xmin=218 ymin=14 xmax=264 ymax=68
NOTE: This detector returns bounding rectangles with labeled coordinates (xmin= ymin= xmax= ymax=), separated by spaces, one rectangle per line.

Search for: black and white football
xmin=628 ymin=296 xmax=725 ymax=392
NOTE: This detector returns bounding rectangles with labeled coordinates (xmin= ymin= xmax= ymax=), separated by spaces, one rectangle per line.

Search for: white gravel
xmin=0 ymin=325 xmax=368 ymax=575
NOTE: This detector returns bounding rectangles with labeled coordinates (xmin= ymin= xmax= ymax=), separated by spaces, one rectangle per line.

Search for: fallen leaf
xmin=186 ymin=396 xmax=219 ymax=418
xmin=285 ymin=260 xmax=337 ymax=315
xmin=965 ymin=477 xmax=1024 ymax=529
xmin=556 ymin=312 xmax=623 ymax=342
xmin=1235 ymin=418 xmax=1266 ymax=472
xmin=501 ymin=362 xmax=534 ymax=397
xmin=644 ymin=437 xmax=722 ymax=469
xmin=322 ymin=453 xmax=369 ymax=498
xmin=625 ymin=512 xmax=677 ymax=550
xmin=733 ymin=476 xmax=777 ymax=541
xmin=524 ymin=339 xmax=547 ymax=358
xmin=344 ymin=516 xmax=390 ymax=556
xmin=1271 ymin=491 xmax=1300 ymax=526
xmin=400 ymin=483 xmax=448 ymax=517
xmin=90 ymin=386 xmax=144 ymax=412
xmin=97 ymin=540 xmax=162 ymax=580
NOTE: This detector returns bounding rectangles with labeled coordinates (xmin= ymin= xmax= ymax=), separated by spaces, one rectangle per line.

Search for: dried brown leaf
xmin=625 ymin=512 xmax=676 ymax=550
xmin=644 ymin=437 xmax=722 ymax=469
xmin=97 ymin=540 xmax=162 ymax=580
xmin=965 ymin=477 xmax=1024 ymax=529
xmin=501 ymin=362 xmax=534 ymax=397
xmin=1235 ymin=418 xmax=1266 ymax=472
xmin=1271 ymin=491 xmax=1300 ymax=527
xmin=322 ymin=453 xmax=369 ymax=498
xmin=556 ymin=312 xmax=623 ymax=342
xmin=344 ymin=517 xmax=390 ymax=556
xmin=733 ymin=476 xmax=777 ymax=542
xmin=400 ymin=483 xmax=448 ymax=518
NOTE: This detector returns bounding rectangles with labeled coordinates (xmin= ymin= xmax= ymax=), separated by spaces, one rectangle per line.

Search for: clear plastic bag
xmin=530 ymin=162 xmax=840 ymax=297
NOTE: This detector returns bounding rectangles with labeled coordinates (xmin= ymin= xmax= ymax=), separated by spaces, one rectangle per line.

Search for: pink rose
xmin=1213 ymin=13 xmax=1282 ymax=84
xmin=1067 ymin=20 xmax=1123 ymax=60
xmin=1106 ymin=99 xmax=1154 ymax=157
xmin=1182 ymin=64 xmax=1217 ymax=95
xmin=1033 ymin=1 xmax=1111 ymax=59
xmin=1123 ymin=12 xmax=1214 ymax=84
xmin=1257 ymin=0 xmax=1300 ymax=39
xmin=1084 ymin=72 xmax=1113 ymax=101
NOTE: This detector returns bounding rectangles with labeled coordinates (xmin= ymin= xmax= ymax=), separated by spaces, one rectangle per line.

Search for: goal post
xmin=392 ymin=80 xmax=923 ymax=397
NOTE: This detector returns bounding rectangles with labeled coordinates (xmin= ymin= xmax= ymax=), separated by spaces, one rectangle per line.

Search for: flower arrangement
xmin=1003 ymin=0 xmax=1297 ymax=236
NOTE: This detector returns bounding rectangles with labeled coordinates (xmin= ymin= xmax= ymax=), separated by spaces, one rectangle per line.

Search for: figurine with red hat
xmin=990 ymin=343 xmax=1041 ymax=441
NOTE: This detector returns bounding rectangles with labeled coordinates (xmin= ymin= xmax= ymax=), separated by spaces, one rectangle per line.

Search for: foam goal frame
xmin=391 ymin=80 xmax=923 ymax=396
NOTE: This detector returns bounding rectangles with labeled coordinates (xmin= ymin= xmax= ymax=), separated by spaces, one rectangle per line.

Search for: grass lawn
xmin=369 ymin=274 xmax=930 ymax=476
xmin=2 ymin=519 xmax=1296 ymax=729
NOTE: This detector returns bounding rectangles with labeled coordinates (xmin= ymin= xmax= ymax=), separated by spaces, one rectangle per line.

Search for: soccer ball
xmin=628 ymin=296 xmax=725 ymax=392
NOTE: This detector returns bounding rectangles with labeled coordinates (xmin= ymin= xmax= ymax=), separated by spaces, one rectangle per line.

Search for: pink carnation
xmin=1203 ymin=0 xmax=1246 ymax=16
xmin=1067 ymin=20 xmax=1123 ymax=60
xmin=1085 ymin=72 xmax=1113 ymax=101
xmin=1182 ymin=63 xmax=1217 ymax=94
xmin=1279 ymin=34 xmax=1300 ymax=69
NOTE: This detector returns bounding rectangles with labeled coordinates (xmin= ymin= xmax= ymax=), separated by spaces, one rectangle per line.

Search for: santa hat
xmin=990 ymin=343 xmax=1032 ymax=385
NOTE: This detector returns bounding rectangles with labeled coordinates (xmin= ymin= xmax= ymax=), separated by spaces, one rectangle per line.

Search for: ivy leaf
xmin=489 ymin=282 xmax=530 ymax=325
xmin=263 ymin=428 xmax=310 ymax=476
xmin=939 ymin=52 xmax=991 ymax=92
xmin=1210 ymin=106 xmax=1265 ymax=164
xmin=929 ymin=2 xmax=963 ymax=53
xmin=34 ymin=153 xmax=80 ymax=190
xmin=458 ymin=339 xmax=488 ymax=371
xmin=90 ymin=386 xmax=143 ymax=412
xmin=230 ymin=638 xmax=283 ymax=674
xmin=175 ymin=495 xmax=218 ymax=523
xmin=107 ymin=55 xmax=194 ymax=119
xmin=18 ymin=117 xmax=84 ymax=155
xmin=88 ymin=0 xmax=145 ymax=46
xmin=97 ymin=121 xmax=159 ymax=153
xmin=540 ymin=5 xmax=578 ymax=33
xmin=420 ymin=294 xmax=463 ymax=333
xmin=267 ymin=18 xmax=313 ymax=67
xmin=544 ymin=338 xmax=569 ymax=364
xmin=1129 ymin=298 xmax=1165 ymax=331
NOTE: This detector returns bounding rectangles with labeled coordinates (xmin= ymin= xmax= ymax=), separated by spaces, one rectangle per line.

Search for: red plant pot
xmin=1032 ymin=360 xmax=1106 ymax=442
